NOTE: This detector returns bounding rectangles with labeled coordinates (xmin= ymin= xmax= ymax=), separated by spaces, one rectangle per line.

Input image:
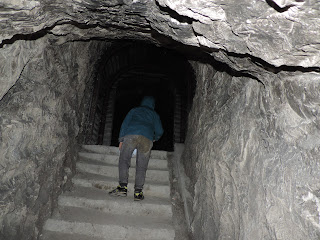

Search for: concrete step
xmin=41 ymin=230 xmax=105 ymax=240
xmin=42 ymin=206 xmax=175 ymax=240
xmin=73 ymin=172 xmax=171 ymax=199
xmin=81 ymin=145 xmax=168 ymax=160
xmin=78 ymin=152 xmax=169 ymax=170
xmin=76 ymin=162 xmax=170 ymax=185
xmin=59 ymin=186 xmax=173 ymax=218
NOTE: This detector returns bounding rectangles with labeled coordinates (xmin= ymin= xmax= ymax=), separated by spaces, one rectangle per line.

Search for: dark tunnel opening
xmin=85 ymin=41 xmax=196 ymax=151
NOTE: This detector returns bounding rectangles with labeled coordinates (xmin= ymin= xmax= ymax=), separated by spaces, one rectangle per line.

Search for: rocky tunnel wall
xmin=181 ymin=62 xmax=320 ymax=239
xmin=0 ymin=37 xmax=108 ymax=239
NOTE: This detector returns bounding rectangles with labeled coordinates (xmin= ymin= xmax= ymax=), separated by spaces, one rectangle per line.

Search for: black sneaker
xmin=134 ymin=190 xmax=144 ymax=201
xmin=109 ymin=185 xmax=127 ymax=197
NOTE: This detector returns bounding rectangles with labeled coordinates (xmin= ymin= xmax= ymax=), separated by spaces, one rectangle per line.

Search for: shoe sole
xmin=134 ymin=195 xmax=144 ymax=201
xmin=109 ymin=192 xmax=127 ymax=197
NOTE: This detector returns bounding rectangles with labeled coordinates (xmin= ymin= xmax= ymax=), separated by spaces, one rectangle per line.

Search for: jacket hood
xmin=140 ymin=96 xmax=155 ymax=109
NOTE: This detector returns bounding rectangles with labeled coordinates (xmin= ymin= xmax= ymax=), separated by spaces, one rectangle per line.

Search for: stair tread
xmin=41 ymin=230 xmax=105 ymax=240
xmin=58 ymin=186 xmax=172 ymax=219
xmin=81 ymin=145 xmax=168 ymax=160
xmin=76 ymin=162 xmax=170 ymax=185
xmin=72 ymin=172 xmax=171 ymax=199
xmin=73 ymin=171 xmax=170 ymax=188
xmin=49 ymin=206 xmax=173 ymax=228
xmin=78 ymin=158 xmax=168 ymax=171
xmin=78 ymin=151 xmax=169 ymax=162
xmin=62 ymin=185 xmax=171 ymax=205
xmin=77 ymin=160 xmax=169 ymax=173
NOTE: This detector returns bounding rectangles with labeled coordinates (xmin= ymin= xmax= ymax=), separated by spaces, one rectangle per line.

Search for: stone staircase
xmin=40 ymin=145 xmax=175 ymax=240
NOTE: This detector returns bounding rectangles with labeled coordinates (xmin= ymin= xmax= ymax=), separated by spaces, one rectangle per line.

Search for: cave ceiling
xmin=1 ymin=0 xmax=320 ymax=77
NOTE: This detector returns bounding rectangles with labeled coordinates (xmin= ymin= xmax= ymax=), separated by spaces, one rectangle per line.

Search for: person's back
xmin=109 ymin=96 xmax=164 ymax=201
xmin=119 ymin=96 xmax=163 ymax=143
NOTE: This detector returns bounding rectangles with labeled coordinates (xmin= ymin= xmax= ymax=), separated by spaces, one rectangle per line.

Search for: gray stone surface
xmin=153 ymin=0 xmax=320 ymax=68
xmin=0 ymin=39 xmax=108 ymax=240
xmin=183 ymin=62 xmax=320 ymax=239
xmin=1 ymin=0 xmax=320 ymax=71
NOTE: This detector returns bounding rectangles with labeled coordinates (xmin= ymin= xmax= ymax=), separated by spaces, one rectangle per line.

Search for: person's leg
xmin=134 ymin=136 xmax=153 ymax=200
xmin=109 ymin=135 xmax=136 ymax=196
xmin=118 ymin=136 xmax=136 ymax=186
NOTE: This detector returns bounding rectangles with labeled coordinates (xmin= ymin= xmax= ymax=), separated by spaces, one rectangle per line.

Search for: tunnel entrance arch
xmin=86 ymin=41 xmax=195 ymax=151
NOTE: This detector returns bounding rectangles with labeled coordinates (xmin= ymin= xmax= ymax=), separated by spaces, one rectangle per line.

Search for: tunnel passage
xmin=85 ymin=41 xmax=196 ymax=151
xmin=1 ymin=34 xmax=320 ymax=240
xmin=2 ymin=0 xmax=320 ymax=239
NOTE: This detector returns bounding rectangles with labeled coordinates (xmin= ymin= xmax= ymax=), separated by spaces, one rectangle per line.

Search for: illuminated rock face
xmin=1 ymin=1 xmax=320 ymax=240
xmin=0 ymin=40 xmax=109 ymax=240
xmin=184 ymin=63 xmax=320 ymax=240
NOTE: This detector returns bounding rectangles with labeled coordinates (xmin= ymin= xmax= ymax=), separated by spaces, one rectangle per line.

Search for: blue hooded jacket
xmin=119 ymin=96 xmax=164 ymax=142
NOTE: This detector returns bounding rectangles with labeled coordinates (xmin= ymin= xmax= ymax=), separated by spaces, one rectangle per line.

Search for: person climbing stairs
xmin=40 ymin=145 xmax=175 ymax=240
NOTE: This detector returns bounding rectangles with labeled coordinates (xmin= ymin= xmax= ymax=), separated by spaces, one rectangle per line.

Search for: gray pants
xmin=119 ymin=135 xmax=153 ymax=190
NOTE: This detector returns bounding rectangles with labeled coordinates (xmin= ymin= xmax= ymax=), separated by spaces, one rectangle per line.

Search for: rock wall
xmin=183 ymin=62 xmax=320 ymax=239
xmin=0 ymin=38 xmax=108 ymax=240
xmin=3 ymin=1 xmax=320 ymax=71
xmin=151 ymin=0 xmax=320 ymax=69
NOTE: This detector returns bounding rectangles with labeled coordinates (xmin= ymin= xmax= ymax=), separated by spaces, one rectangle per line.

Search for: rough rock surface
xmin=152 ymin=0 xmax=320 ymax=68
xmin=1 ymin=0 xmax=320 ymax=240
xmin=2 ymin=0 xmax=320 ymax=70
xmin=183 ymin=62 xmax=320 ymax=239
xmin=0 ymin=38 xmax=108 ymax=239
